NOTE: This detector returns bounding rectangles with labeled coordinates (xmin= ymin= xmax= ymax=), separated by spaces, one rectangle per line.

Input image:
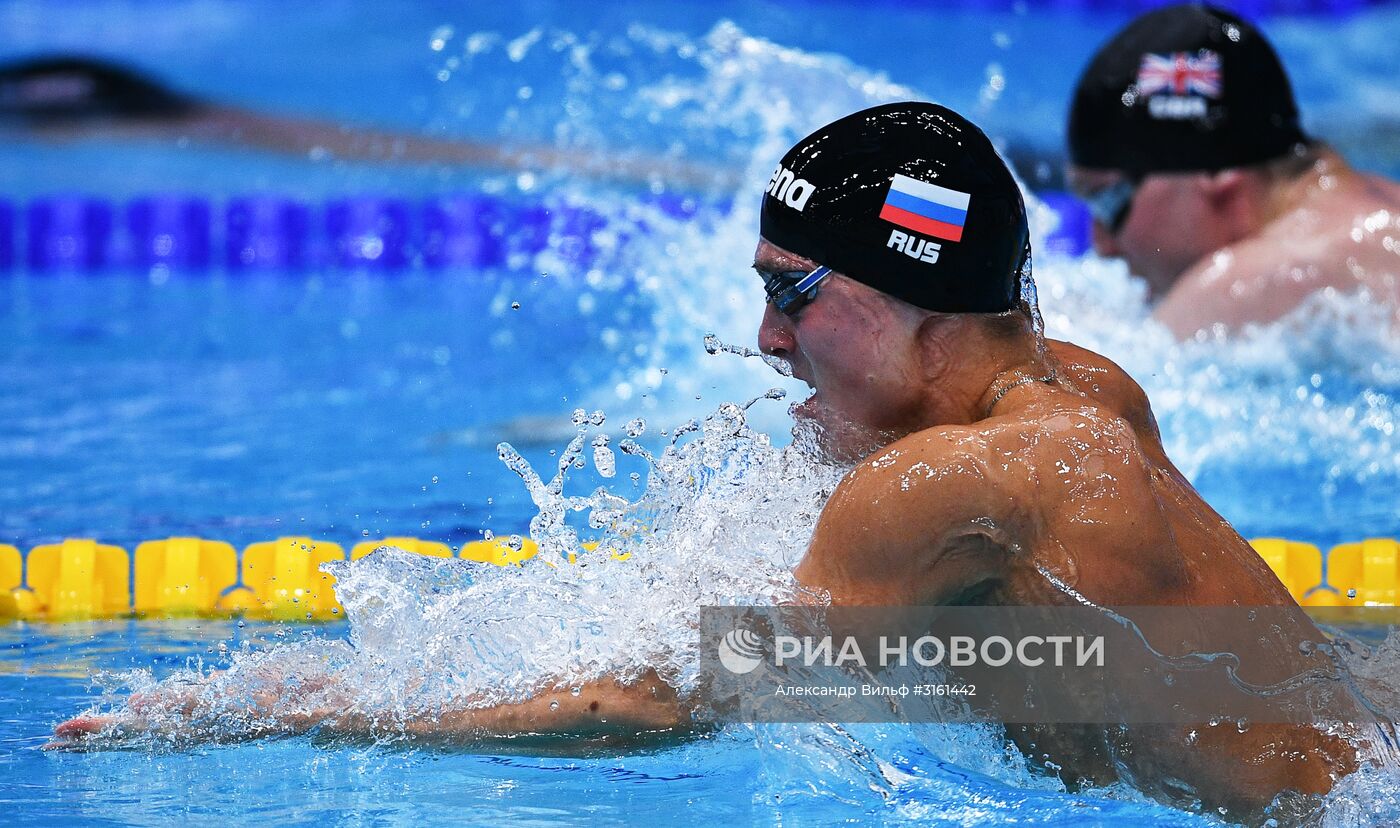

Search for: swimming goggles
xmin=758 ymin=264 xmax=833 ymax=317
xmin=1080 ymin=177 xmax=1140 ymax=234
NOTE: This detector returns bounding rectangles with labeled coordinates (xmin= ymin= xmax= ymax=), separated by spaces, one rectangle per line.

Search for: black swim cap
xmin=759 ymin=102 xmax=1028 ymax=314
xmin=0 ymin=57 xmax=198 ymax=125
xmin=1068 ymin=4 xmax=1308 ymax=175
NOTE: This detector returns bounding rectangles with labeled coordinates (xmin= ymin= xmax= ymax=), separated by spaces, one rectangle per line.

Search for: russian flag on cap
xmin=879 ymin=174 xmax=971 ymax=243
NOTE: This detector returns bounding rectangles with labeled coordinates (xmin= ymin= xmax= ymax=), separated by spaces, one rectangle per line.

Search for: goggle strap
xmin=794 ymin=265 xmax=831 ymax=293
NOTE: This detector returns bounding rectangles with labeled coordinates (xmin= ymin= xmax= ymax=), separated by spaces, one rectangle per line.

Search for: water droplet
xmin=624 ymin=418 xmax=645 ymax=437
xmin=549 ymin=700 xmax=560 ymax=710
xmin=570 ymin=687 xmax=582 ymax=697
xmin=592 ymin=435 xmax=616 ymax=478
xmin=511 ymin=301 xmax=521 ymax=310
xmin=361 ymin=529 xmax=370 ymax=536
xmin=431 ymin=475 xmax=439 ymax=484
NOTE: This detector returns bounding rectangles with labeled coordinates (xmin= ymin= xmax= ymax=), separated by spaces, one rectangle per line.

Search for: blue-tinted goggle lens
xmin=759 ymin=265 xmax=832 ymax=316
xmin=1082 ymin=178 xmax=1140 ymax=234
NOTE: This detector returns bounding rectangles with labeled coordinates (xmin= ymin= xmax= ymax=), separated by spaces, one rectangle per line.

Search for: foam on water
xmin=80 ymin=392 xmax=842 ymax=725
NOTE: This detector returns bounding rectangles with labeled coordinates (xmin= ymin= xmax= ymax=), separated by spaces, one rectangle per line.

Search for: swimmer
xmin=1065 ymin=4 xmax=1400 ymax=339
xmin=51 ymin=103 xmax=1379 ymax=820
xmin=0 ymin=55 xmax=736 ymax=190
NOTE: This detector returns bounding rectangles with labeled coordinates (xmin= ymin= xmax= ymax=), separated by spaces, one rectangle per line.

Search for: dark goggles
xmin=1081 ymin=177 xmax=1140 ymax=234
xmin=758 ymin=264 xmax=833 ymax=317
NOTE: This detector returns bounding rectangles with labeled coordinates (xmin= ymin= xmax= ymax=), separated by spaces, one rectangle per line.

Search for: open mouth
xmin=788 ymin=370 xmax=816 ymax=398
xmin=790 ymin=384 xmax=819 ymax=420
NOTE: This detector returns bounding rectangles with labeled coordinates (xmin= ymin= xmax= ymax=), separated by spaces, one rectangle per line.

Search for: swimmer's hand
xmin=45 ymin=670 xmax=338 ymax=750
xmin=46 ymin=680 xmax=207 ymax=750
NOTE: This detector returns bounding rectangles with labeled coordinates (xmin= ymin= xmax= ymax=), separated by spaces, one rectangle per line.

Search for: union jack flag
xmin=1136 ymin=50 xmax=1222 ymax=98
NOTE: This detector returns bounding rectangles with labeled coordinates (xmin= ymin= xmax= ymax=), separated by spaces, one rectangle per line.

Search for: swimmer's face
xmin=754 ymin=239 xmax=925 ymax=462
xmin=1067 ymin=165 xmax=1220 ymax=299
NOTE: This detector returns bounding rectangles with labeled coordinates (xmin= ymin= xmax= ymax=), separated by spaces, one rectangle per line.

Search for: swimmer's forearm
xmin=321 ymin=670 xmax=693 ymax=744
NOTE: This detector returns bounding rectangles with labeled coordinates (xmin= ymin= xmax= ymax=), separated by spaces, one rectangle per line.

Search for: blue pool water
xmin=3 ymin=0 xmax=1400 ymax=824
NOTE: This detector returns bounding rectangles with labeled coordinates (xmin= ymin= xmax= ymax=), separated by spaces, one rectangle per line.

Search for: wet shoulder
xmin=854 ymin=398 xmax=1147 ymax=499
xmin=978 ymin=402 xmax=1162 ymax=537
xmin=1159 ymin=197 xmax=1400 ymax=335
xmin=1048 ymin=340 xmax=1162 ymax=442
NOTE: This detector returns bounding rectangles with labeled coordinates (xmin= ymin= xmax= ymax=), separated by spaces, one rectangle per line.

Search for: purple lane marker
xmin=225 ymin=197 xmax=311 ymax=271
xmin=128 ymin=196 xmax=212 ymax=270
xmin=0 ymin=200 xmax=13 ymax=271
xmin=326 ymin=197 xmax=411 ymax=270
xmin=1038 ymin=191 xmax=1092 ymax=257
xmin=26 ymin=196 xmax=114 ymax=272
xmin=421 ymin=195 xmax=505 ymax=268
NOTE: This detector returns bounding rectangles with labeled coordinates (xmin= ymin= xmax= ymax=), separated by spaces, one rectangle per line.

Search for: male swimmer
xmin=0 ymin=55 xmax=733 ymax=189
xmin=52 ymin=103 xmax=1377 ymax=821
xmin=1065 ymin=4 xmax=1400 ymax=338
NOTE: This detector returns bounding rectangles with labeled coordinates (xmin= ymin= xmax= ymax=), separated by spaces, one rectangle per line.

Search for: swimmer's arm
xmin=795 ymin=436 xmax=1015 ymax=606
xmin=49 ymin=668 xmax=693 ymax=749
xmin=327 ymin=670 xmax=695 ymax=745
xmin=110 ymin=105 xmax=737 ymax=189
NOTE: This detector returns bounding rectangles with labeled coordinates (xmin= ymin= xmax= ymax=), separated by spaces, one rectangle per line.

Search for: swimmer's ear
xmin=912 ymin=313 xmax=956 ymax=381
xmin=1204 ymin=169 xmax=1254 ymax=226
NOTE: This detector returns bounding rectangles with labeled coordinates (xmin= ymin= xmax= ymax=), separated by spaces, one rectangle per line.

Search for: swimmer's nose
xmin=758 ymin=302 xmax=795 ymax=358
xmin=1090 ymin=221 xmax=1123 ymax=259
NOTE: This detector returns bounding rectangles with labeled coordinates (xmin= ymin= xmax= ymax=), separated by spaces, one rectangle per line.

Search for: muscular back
xmin=1041 ymin=340 xmax=1289 ymax=603
xmin=794 ymin=339 xmax=1358 ymax=813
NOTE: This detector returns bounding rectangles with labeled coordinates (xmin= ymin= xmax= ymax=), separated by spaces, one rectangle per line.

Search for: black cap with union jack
xmin=1068 ymin=3 xmax=1309 ymax=176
